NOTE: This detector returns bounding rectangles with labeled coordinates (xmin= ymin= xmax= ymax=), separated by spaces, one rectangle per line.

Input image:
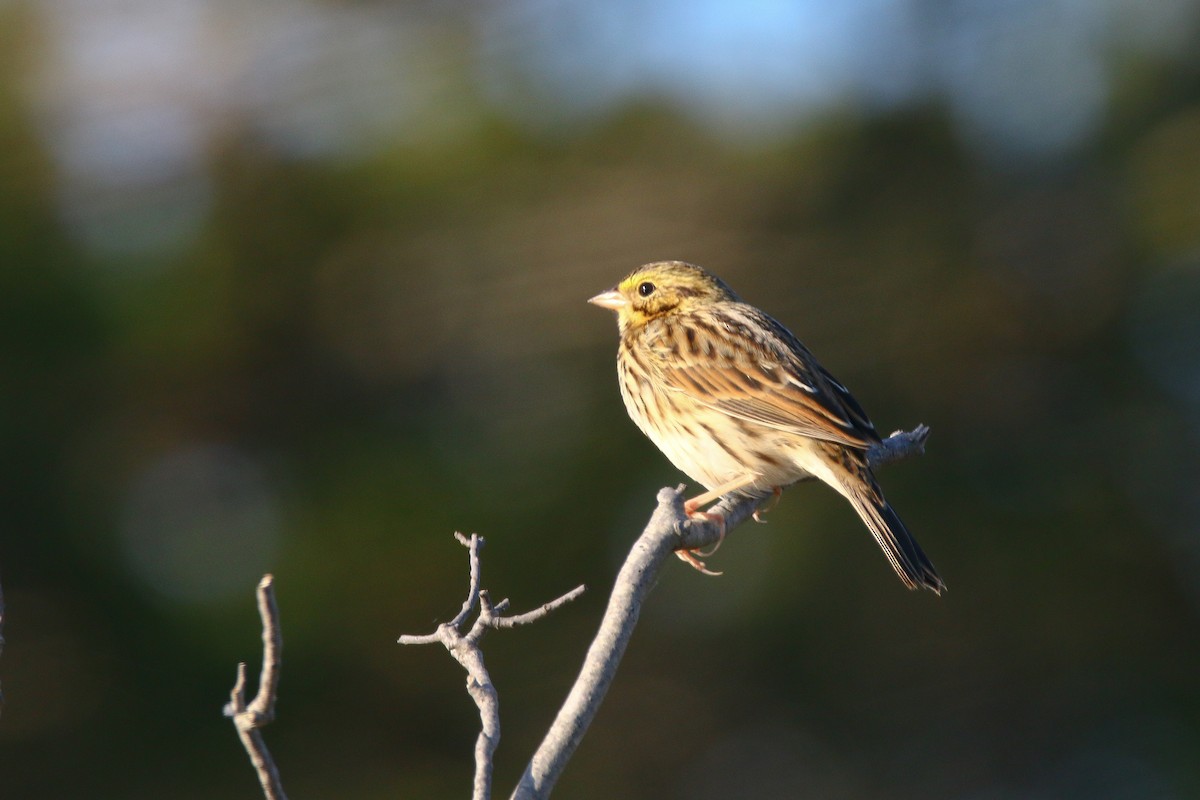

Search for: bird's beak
xmin=588 ymin=289 xmax=627 ymax=310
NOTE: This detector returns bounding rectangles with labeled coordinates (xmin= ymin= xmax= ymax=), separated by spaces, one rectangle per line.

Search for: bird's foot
xmin=752 ymin=486 xmax=783 ymax=523
xmin=674 ymin=475 xmax=758 ymax=576
xmin=676 ymin=507 xmax=726 ymax=576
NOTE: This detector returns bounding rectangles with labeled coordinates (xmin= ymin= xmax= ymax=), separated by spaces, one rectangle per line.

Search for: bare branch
xmin=250 ymin=575 xmax=284 ymax=720
xmin=510 ymin=486 xmax=692 ymax=800
xmin=400 ymin=533 xmax=585 ymax=800
xmin=396 ymin=629 xmax=444 ymax=646
xmin=494 ymin=585 xmax=588 ymax=629
xmin=869 ymin=424 xmax=930 ymax=468
xmin=511 ymin=425 xmax=929 ymax=799
xmin=450 ymin=530 xmax=484 ymax=628
xmin=225 ymin=574 xmax=288 ymax=800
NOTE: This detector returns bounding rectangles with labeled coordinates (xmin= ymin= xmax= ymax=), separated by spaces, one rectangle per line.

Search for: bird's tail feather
xmin=843 ymin=472 xmax=944 ymax=594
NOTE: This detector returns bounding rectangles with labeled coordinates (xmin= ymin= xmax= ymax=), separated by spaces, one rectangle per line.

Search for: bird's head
xmin=588 ymin=261 xmax=738 ymax=334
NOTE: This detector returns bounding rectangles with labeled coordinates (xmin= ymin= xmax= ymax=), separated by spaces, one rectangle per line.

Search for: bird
xmin=589 ymin=260 xmax=944 ymax=593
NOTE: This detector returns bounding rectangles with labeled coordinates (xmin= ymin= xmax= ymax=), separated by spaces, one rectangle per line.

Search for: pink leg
xmin=675 ymin=474 xmax=759 ymax=575
xmin=752 ymin=486 xmax=783 ymax=523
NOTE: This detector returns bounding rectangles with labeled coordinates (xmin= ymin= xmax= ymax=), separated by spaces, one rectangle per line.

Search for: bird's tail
xmin=839 ymin=464 xmax=945 ymax=594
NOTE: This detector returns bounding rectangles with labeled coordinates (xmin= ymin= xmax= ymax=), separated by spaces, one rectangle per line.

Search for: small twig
xmin=494 ymin=586 xmax=587 ymax=629
xmin=511 ymin=426 xmax=929 ymax=799
xmin=225 ymin=574 xmax=288 ymax=800
xmin=400 ymin=534 xmax=585 ymax=800
xmin=869 ymin=424 xmax=930 ymax=468
xmin=451 ymin=530 xmax=484 ymax=628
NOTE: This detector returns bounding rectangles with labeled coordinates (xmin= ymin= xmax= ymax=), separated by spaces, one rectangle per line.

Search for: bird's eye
xmin=638 ymin=281 xmax=656 ymax=297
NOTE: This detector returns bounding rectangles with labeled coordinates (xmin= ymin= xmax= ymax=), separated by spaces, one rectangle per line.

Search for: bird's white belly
xmin=640 ymin=410 xmax=815 ymax=496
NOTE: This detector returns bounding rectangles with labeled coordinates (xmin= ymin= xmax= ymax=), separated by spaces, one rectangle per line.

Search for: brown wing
xmin=654 ymin=303 xmax=880 ymax=449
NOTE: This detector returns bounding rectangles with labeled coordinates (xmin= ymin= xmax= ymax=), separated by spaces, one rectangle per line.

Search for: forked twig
xmin=225 ymin=574 xmax=288 ymax=800
xmin=400 ymin=533 xmax=586 ymax=800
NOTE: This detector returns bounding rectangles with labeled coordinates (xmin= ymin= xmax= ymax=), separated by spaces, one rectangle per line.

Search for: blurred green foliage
xmin=3 ymin=2 xmax=1200 ymax=799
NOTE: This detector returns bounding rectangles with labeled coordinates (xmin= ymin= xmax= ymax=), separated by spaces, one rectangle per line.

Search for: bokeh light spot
xmin=118 ymin=444 xmax=280 ymax=605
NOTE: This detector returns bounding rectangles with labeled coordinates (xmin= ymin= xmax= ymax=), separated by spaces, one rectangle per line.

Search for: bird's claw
xmin=675 ymin=548 xmax=723 ymax=576
xmin=752 ymin=487 xmax=783 ymax=523
xmin=677 ymin=508 xmax=726 ymax=576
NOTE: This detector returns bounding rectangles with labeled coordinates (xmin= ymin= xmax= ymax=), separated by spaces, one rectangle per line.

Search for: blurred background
xmin=3 ymin=0 xmax=1200 ymax=797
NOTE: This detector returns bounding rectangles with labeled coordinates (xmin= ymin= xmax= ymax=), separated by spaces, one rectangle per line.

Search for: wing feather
xmin=653 ymin=304 xmax=879 ymax=449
